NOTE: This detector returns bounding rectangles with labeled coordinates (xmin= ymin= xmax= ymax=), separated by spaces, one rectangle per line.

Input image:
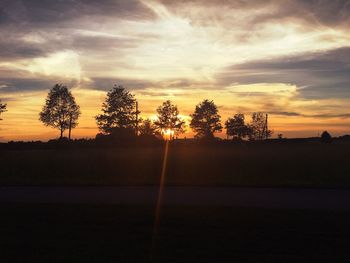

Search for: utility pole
xmin=135 ymin=101 xmax=139 ymax=136
xmin=265 ymin=113 xmax=268 ymax=140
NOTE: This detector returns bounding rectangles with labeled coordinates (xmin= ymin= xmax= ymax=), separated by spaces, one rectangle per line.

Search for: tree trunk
xmin=68 ymin=115 xmax=72 ymax=140
xmin=60 ymin=129 xmax=63 ymax=139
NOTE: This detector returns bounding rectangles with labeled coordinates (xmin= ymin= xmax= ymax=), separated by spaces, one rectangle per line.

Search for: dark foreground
xmin=2 ymin=186 xmax=350 ymax=210
xmin=1 ymin=141 xmax=350 ymax=187
xmin=1 ymin=203 xmax=350 ymax=262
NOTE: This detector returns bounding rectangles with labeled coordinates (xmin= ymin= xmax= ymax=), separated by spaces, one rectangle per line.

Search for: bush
xmin=320 ymin=131 xmax=332 ymax=143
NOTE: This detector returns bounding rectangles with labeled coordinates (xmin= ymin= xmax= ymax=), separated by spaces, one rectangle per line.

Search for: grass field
xmin=1 ymin=141 xmax=350 ymax=187
xmin=2 ymin=141 xmax=350 ymax=262
xmin=1 ymin=203 xmax=350 ymax=262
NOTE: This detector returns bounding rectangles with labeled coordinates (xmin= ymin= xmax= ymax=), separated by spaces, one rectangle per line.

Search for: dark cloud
xmin=0 ymin=78 xmax=58 ymax=93
xmin=87 ymin=78 xmax=154 ymax=91
xmin=0 ymin=97 xmax=18 ymax=103
xmin=245 ymin=0 xmax=350 ymax=30
xmin=217 ymin=47 xmax=350 ymax=99
xmin=71 ymin=35 xmax=140 ymax=51
xmin=312 ymin=113 xmax=350 ymax=118
xmin=0 ymin=0 xmax=155 ymax=27
xmin=270 ymin=111 xmax=302 ymax=116
xmin=0 ymin=78 xmax=79 ymax=93
xmin=0 ymin=36 xmax=49 ymax=60
xmin=0 ymin=31 xmax=148 ymax=61
xmin=0 ymin=68 xmax=79 ymax=93
xmin=271 ymin=111 xmax=350 ymax=119
xmin=7 ymin=0 xmax=346 ymax=32
xmin=292 ymin=0 xmax=350 ymax=27
xmin=87 ymin=77 xmax=211 ymax=92
xmin=0 ymin=1 xmax=156 ymax=60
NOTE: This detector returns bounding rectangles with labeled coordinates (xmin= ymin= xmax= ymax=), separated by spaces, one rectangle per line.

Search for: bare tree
xmin=225 ymin=113 xmax=248 ymax=140
xmin=0 ymin=100 xmax=7 ymax=121
xmin=247 ymin=112 xmax=272 ymax=140
xmin=96 ymin=85 xmax=140 ymax=135
xmin=39 ymin=84 xmax=80 ymax=139
xmin=190 ymin=99 xmax=222 ymax=139
xmin=154 ymin=100 xmax=185 ymax=139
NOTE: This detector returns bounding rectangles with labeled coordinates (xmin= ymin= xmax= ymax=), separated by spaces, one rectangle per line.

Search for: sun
xmin=163 ymin=129 xmax=174 ymax=140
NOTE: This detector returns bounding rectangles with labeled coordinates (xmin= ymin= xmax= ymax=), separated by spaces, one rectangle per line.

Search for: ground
xmin=1 ymin=141 xmax=350 ymax=187
xmin=1 ymin=141 xmax=350 ymax=262
xmin=1 ymin=203 xmax=350 ymax=262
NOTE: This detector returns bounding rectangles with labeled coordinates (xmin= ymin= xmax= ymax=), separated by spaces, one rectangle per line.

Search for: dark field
xmin=1 ymin=203 xmax=350 ymax=262
xmin=1 ymin=141 xmax=350 ymax=187
xmin=2 ymin=141 xmax=350 ymax=262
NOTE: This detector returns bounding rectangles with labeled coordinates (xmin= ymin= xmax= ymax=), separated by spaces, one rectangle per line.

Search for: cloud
xmin=87 ymin=77 xmax=154 ymax=91
xmin=0 ymin=77 xmax=78 ymax=93
xmin=271 ymin=111 xmax=350 ymax=118
xmin=290 ymin=0 xmax=350 ymax=27
xmin=159 ymin=0 xmax=350 ymax=29
xmin=86 ymin=77 xmax=217 ymax=92
xmin=0 ymin=28 xmax=153 ymax=63
xmin=0 ymin=38 xmax=47 ymax=60
xmin=0 ymin=67 xmax=79 ymax=93
xmin=0 ymin=0 xmax=159 ymax=62
xmin=0 ymin=0 xmax=156 ymax=27
xmin=217 ymin=47 xmax=350 ymax=99
xmin=71 ymin=35 xmax=140 ymax=51
xmin=270 ymin=111 xmax=302 ymax=117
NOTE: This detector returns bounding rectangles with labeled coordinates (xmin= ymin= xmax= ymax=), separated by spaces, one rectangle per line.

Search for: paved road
xmin=1 ymin=186 xmax=350 ymax=210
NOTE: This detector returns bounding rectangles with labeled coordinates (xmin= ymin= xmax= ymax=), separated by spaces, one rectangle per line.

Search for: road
xmin=1 ymin=186 xmax=350 ymax=210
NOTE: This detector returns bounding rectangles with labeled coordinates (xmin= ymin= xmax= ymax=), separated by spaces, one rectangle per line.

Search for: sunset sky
xmin=0 ymin=0 xmax=350 ymax=141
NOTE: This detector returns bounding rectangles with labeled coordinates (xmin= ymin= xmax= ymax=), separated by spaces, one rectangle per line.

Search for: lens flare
xmin=151 ymin=139 xmax=169 ymax=258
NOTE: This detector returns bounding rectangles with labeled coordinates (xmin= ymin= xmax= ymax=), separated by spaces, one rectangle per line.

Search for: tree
xmin=0 ymin=100 xmax=7 ymax=121
xmin=154 ymin=100 xmax=185 ymax=139
xmin=190 ymin=99 xmax=222 ymax=139
xmin=225 ymin=113 xmax=248 ymax=140
xmin=96 ymin=85 xmax=139 ymax=135
xmin=320 ymin=131 xmax=332 ymax=143
xmin=39 ymin=84 xmax=80 ymax=139
xmin=139 ymin=118 xmax=159 ymax=136
xmin=247 ymin=112 xmax=272 ymax=140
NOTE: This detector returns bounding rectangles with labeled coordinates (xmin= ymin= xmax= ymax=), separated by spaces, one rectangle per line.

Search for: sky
xmin=0 ymin=0 xmax=349 ymax=141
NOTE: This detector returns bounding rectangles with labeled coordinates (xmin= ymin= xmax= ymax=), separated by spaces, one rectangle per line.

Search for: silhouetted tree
xmin=225 ymin=114 xmax=248 ymax=140
xmin=39 ymin=84 xmax=81 ymax=139
xmin=247 ymin=112 xmax=272 ymax=140
xmin=154 ymin=100 xmax=185 ymax=139
xmin=320 ymin=131 xmax=332 ymax=143
xmin=96 ymin=85 xmax=139 ymax=135
xmin=0 ymin=100 xmax=6 ymax=121
xmin=139 ymin=118 xmax=159 ymax=136
xmin=190 ymin=99 xmax=222 ymax=139
xmin=67 ymin=101 xmax=80 ymax=140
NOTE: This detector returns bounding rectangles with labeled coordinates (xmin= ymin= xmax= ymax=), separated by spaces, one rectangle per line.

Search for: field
xmin=1 ymin=141 xmax=350 ymax=187
xmin=1 ymin=203 xmax=350 ymax=262
xmin=2 ymin=141 xmax=350 ymax=262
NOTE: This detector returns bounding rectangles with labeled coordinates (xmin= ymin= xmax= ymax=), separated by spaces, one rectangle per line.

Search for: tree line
xmin=1 ymin=84 xmax=272 ymax=141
